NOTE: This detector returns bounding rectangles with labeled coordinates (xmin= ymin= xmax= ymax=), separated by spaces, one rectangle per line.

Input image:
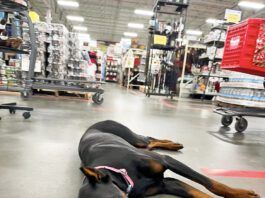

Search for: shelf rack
xmin=145 ymin=0 xmax=189 ymax=99
xmin=190 ymin=23 xmax=230 ymax=99
xmin=0 ymin=0 xmax=34 ymax=119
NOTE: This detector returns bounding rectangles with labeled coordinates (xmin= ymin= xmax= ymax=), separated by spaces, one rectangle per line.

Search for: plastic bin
xmin=221 ymin=18 xmax=265 ymax=77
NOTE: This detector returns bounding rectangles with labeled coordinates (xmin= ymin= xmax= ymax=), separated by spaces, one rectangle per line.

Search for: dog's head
xmin=78 ymin=167 xmax=126 ymax=198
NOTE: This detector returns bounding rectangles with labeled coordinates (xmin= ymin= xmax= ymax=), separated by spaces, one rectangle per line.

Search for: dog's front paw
xmin=226 ymin=189 xmax=260 ymax=198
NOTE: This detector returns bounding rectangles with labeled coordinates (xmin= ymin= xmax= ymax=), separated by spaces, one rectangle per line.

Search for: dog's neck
xmin=101 ymin=169 xmax=129 ymax=192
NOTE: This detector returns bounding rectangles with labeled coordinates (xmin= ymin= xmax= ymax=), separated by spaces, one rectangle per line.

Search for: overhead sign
xmin=225 ymin=9 xmax=242 ymax=23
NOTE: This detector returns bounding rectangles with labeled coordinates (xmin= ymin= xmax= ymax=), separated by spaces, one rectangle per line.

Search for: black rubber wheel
xmin=23 ymin=112 xmax=31 ymax=120
xmin=9 ymin=109 xmax=16 ymax=114
xmin=92 ymin=93 xmax=98 ymax=102
xmin=235 ymin=118 xmax=248 ymax=133
xmin=221 ymin=116 xmax=233 ymax=127
xmin=92 ymin=93 xmax=104 ymax=105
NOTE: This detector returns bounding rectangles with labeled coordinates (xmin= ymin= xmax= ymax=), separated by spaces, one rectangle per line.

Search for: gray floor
xmin=0 ymin=84 xmax=265 ymax=198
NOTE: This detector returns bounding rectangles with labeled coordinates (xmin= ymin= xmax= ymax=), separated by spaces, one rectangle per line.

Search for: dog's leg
xmin=147 ymin=139 xmax=183 ymax=151
xmin=89 ymin=120 xmax=183 ymax=150
xmin=164 ymin=156 xmax=260 ymax=198
xmin=145 ymin=178 xmax=213 ymax=198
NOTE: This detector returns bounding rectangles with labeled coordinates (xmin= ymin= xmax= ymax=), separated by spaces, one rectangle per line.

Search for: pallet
xmin=33 ymin=89 xmax=92 ymax=100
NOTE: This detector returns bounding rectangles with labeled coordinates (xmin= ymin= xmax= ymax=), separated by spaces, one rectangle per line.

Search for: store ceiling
xmin=30 ymin=0 xmax=265 ymax=44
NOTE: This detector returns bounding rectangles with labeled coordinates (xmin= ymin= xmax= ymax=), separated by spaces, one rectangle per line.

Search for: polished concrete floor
xmin=0 ymin=84 xmax=265 ymax=198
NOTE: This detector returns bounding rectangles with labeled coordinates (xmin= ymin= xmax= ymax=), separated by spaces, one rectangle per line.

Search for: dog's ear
xmin=80 ymin=167 xmax=109 ymax=184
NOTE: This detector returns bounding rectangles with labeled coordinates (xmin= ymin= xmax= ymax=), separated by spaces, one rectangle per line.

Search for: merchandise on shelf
xmin=32 ymin=22 xmax=49 ymax=77
xmin=204 ymin=29 xmax=226 ymax=43
xmin=105 ymin=44 xmax=122 ymax=83
xmin=191 ymin=24 xmax=228 ymax=97
xmin=106 ymin=56 xmax=121 ymax=82
xmin=0 ymin=13 xmax=23 ymax=49
xmin=67 ymin=32 xmax=87 ymax=80
xmin=0 ymin=57 xmax=21 ymax=86
xmin=46 ymin=23 xmax=69 ymax=79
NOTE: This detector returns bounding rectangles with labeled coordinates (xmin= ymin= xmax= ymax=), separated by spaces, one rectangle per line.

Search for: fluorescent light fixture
xmin=134 ymin=9 xmax=154 ymax=16
xmin=73 ymin=26 xmax=87 ymax=31
xmin=57 ymin=0 xmax=79 ymax=7
xmin=78 ymin=33 xmax=90 ymax=38
xmin=66 ymin=15 xmax=84 ymax=22
xmin=238 ymin=1 xmax=265 ymax=9
xmin=128 ymin=23 xmax=144 ymax=29
xmin=124 ymin=32 xmax=138 ymax=37
xmin=206 ymin=18 xmax=224 ymax=24
xmin=121 ymin=38 xmax=131 ymax=42
xmin=186 ymin=29 xmax=203 ymax=36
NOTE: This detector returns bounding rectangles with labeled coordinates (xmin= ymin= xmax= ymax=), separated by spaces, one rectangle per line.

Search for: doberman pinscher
xmin=78 ymin=120 xmax=260 ymax=198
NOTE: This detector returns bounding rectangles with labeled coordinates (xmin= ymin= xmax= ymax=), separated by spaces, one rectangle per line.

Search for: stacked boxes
xmin=217 ymin=71 xmax=265 ymax=108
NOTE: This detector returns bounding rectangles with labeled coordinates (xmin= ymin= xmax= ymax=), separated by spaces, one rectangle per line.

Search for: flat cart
xmin=214 ymin=103 xmax=265 ymax=133
xmin=33 ymin=77 xmax=105 ymax=105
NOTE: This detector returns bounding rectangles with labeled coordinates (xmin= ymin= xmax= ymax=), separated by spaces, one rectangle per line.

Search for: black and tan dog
xmin=78 ymin=120 xmax=260 ymax=198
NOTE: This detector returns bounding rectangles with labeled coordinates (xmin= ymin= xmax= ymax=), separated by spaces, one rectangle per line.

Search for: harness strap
xmin=95 ymin=166 xmax=134 ymax=195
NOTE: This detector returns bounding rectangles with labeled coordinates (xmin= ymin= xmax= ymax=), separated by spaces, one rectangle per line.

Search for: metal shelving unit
xmin=191 ymin=23 xmax=230 ymax=99
xmin=0 ymin=0 xmax=34 ymax=119
xmin=145 ymin=0 xmax=189 ymax=99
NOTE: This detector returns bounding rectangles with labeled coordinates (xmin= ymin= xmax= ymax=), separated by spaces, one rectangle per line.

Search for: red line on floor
xmin=201 ymin=168 xmax=265 ymax=179
xmin=160 ymin=99 xmax=176 ymax=108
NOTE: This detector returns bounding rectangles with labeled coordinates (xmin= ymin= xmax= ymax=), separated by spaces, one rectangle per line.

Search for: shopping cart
xmin=214 ymin=103 xmax=265 ymax=133
xmin=213 ymin=18 xmax=265 ymax=133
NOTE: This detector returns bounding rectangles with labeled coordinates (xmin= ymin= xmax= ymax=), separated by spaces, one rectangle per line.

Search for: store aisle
xmin=0 ymin=84 xmax=265 ymax=198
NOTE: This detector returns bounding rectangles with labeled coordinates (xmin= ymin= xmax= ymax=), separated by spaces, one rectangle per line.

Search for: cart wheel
xmin=221 ymin=116 xmax=233 ymax=127
xmin=235 ymin=118 xmax=248 ymax=133
xmin=9 ymin=109 xmax=16 ymax=114
xmin=92 ymin=93 xmax=104 ymax=105
xmin=23 ymin=112 xmax=31 ymax=119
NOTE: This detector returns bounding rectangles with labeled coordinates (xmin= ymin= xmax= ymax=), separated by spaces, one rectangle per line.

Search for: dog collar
xmin=95 ymin=166 xmax=134 ymax=195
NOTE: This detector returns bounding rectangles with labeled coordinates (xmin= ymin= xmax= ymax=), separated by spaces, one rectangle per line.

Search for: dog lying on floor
xmin=78 ymin=120 xmax=260 ymax=198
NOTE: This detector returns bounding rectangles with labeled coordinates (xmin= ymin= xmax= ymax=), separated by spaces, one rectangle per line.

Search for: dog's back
xmin=78 ymin=127 xmax=138 ymax=167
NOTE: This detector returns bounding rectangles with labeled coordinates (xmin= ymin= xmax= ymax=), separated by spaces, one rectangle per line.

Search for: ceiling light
xmin=73 ymin=26 xmax=87 ymax=31
xmin=57 ymin=0 xmax=79 ymax=7
xmin=67 ymin=15 xmax=84 ymax=22
xmin=78 ymin=33 xmax=91 ymax=41
xmin=124 ymin=32 xmax=138 ymax=37
xmin=78 ymin=33 xmax=90 ymax=38
xmin=134 ymin=9 xmax=154 ymax=16
xmin=186 ymin=29 xmax=203 ymax=36
xmin=128 ymin=23 xmax=144 ymax=29
xmin=238 ymin=1 xmax=265 ymax=10
xmin=206 ymin=18 xmax=224 ymax=24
